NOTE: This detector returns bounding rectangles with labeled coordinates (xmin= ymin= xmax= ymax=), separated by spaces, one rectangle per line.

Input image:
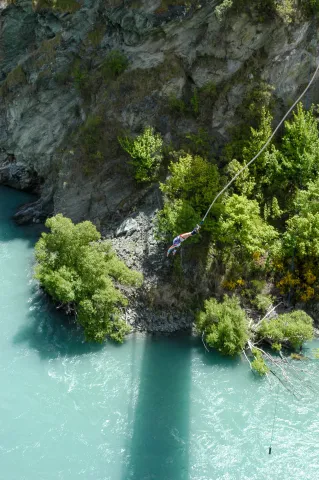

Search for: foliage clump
xmin=258 ymin=311 xmax=314 ymax=350
xmin=157 ymin=153 xmax=220 ymax=237
xmin=216 ymin=194 xmax=278 ymax=256
xmin=251 ymin=348 xmax=269 ymax=376
xmin=196 ymin=295 xmax=249 ymax=356
xmin=101 ymin=51 xmax=128 ymax=82
xmin=252 ymin=293 xmax=273 ymax=314
xmin=34 ymin=215 xmax=143 ymax=343
xmin=274 ymin=104 xmax=319 ymax=192
xmin=119 ymin=127 xmax=163 ymax=183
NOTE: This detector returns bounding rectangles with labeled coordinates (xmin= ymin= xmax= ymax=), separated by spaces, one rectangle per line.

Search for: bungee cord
xmin=201 ymin=63 xmax=319 ymax=224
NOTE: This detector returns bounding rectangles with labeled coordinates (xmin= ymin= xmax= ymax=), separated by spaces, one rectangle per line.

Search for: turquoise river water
xmin=1 ymin=186 xmax=319 ymax=480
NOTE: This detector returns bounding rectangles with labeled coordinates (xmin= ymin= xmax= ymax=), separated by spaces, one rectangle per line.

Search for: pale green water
xmin=1 ymin=186 xmax=319 ymax=480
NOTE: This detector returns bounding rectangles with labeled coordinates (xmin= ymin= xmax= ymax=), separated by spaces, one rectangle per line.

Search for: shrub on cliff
xmin=216 ymin=194 xmax=278 ymax=256
xmin=157 ymin=153 xmax=220 ymax=237
xmin=101 ymin=51 xmax=128 ymax=81
xmin=257 ymin=311 xmax=314 ymax=350
xmin=119 ymin=127 xmax=163 ymax=183
xmin=196 ymin=295 xmax=249 ymax=356
xmin=34 ymin=215 xmax=143 ymax=343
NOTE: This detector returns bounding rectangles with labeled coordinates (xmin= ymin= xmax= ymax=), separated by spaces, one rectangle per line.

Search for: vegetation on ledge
xmin=196 ymin=295 xmax=314 ymax=377
xmin=34 ymin=215 xmax=143 ymax=343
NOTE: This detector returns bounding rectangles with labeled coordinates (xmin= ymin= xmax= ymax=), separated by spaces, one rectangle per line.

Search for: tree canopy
xmin=216 ymin=194 xmax=278 ymax=255
xmin=35 ymin=215 xmax=143 ymax=343
xmin=196 ymin=295 xmax=249 ymax=356
xmin=257 ymin=310 xmax=314 ymax=350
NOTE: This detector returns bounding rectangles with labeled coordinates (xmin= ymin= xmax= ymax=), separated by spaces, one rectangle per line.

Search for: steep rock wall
xmin=0 ymin=0 xmax=319 ymax=329
xmin=0 ymin=0 xmax=318 ymax=223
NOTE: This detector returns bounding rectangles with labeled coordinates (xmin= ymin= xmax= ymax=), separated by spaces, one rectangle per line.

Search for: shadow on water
xmin=123 ymin=333 xmax=193 ymax=480
xmin=194 ymin=339 xmax=241 ymax=370
xmin=13 ymin=287 xmax=103 ymax=359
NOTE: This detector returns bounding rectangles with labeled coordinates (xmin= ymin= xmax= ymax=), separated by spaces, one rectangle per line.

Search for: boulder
xmin=116 ymin=218 xmax=139 ymax=237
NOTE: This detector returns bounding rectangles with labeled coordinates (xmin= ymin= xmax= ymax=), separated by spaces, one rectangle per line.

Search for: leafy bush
xmin=278 ymin=178 xmax=319 ymax=260
xmin=196 ymin=295 xmax=249 ymax=356
xmin=157 ymin=153 xmax=220 ymax=236
xmin=258 ymin=310 xmax=314 ymax=349
xmin=275 ymin=104 xmax=319 ymax=191
xmin=168 ymin=95 xmax=187 ymax=115
xmin=160 ymin=154 xmax=220 ymax=215
xmin=34 ymin=215 xmax=143 ymax=343
xmin=225 ymin=159 xmax=256 ymax=197
xmin=184 ymin=129 xmax=210 ymax=157
xmin=251 ymin=348 xmax=269 ymax=375
xmin=101 ymin=51 xmax=128 ymax=82
xmin=282 ymin=212 xmax=319 ymax=259
xmin=216 ymin=194 xmax=278 ymax=256
xmin=252 ymin=293 xmax=273 ymax=314
xmin=119 ymin=127 xmax=163 ymax=183
xmin=156 ymin=199 xmax=200 ymax=240
xmin=215 ymin=0 xmax=233 ymax=20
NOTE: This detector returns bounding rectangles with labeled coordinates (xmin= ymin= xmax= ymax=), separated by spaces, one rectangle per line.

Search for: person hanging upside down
xmin=167 ymin=224 xmax=200 ymax=257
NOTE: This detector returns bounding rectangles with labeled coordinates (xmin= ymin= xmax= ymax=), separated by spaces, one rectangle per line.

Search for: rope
xmin=269 ymin=381 xmax=280 ymax=454
xmin=201 ymin=63 xmax=319 ymax=224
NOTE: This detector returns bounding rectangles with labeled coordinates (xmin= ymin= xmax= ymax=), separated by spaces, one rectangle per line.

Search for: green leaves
xmin=156 ymin=199 xmax=200 ymax=240
xmin=101 ymin=51 xmax=128 ymax=82
xmin=197 ymin=295 xmax=249 ymax=356
xmin=217 ymin=194 xmax=278 ymax=255
xmin=34 ymin=215 xmax=143 ymax=343
xmin=277 ymin=104 xmax=319 ymax=190
xmin=157 ymin=153 xmax=220 ymax=237
xmin=161 ymin=154 xmax=220 ymax=213
xmin=119 ymin=127 xmax=163 ymax=183
xmin=251 ymin=349 xmax=269 ymax=376
xmin=258 ymin=311 xmax=314 ymax=350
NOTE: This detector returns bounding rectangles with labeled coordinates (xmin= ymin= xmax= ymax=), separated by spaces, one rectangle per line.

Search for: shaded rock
xmin=0 ymin=162 xmax=41 ymax=192
xmin=116 ymin=217 xmax=139 ymax=236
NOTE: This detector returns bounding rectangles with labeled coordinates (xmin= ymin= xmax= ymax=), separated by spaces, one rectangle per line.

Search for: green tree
xmin=225 ymin=158 xmax=255 ymax=197
xmin=282 ymin=212 xmax=319 ymax=258
xmin=216 ymin=194 xmax=278 ymax=255
xmin=275 ymin=104 xmax=319 ymax=191
xmin=156 ymin=199 xmax=200 ymax=240
xmin=119 ymin=127 xmax=163 ymax=183
xmin=196 ymin=295 xmax=249 ymax=356
xmin=242 ymin=107 xmax=273 ymax=178
xmin=157 ymin=153 xmax=220 ymax=236
xmin=257 ymin=310 xmax=313 ymax=350
xmin=279 ymin=180 xmax=319 ymax=258
xmin=161 ymin=154 xmax=220 ymax=214
xmin=35 ymin=215 xmax=143 ymax=343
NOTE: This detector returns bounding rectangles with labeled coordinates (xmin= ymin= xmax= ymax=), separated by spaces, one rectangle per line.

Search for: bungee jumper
xmin=167 ymin=224 xmax=201 ymax=257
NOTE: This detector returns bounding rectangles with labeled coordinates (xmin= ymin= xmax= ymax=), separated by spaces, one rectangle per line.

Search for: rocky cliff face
xmin=1 ymin=0 xmax=318 ymax=330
